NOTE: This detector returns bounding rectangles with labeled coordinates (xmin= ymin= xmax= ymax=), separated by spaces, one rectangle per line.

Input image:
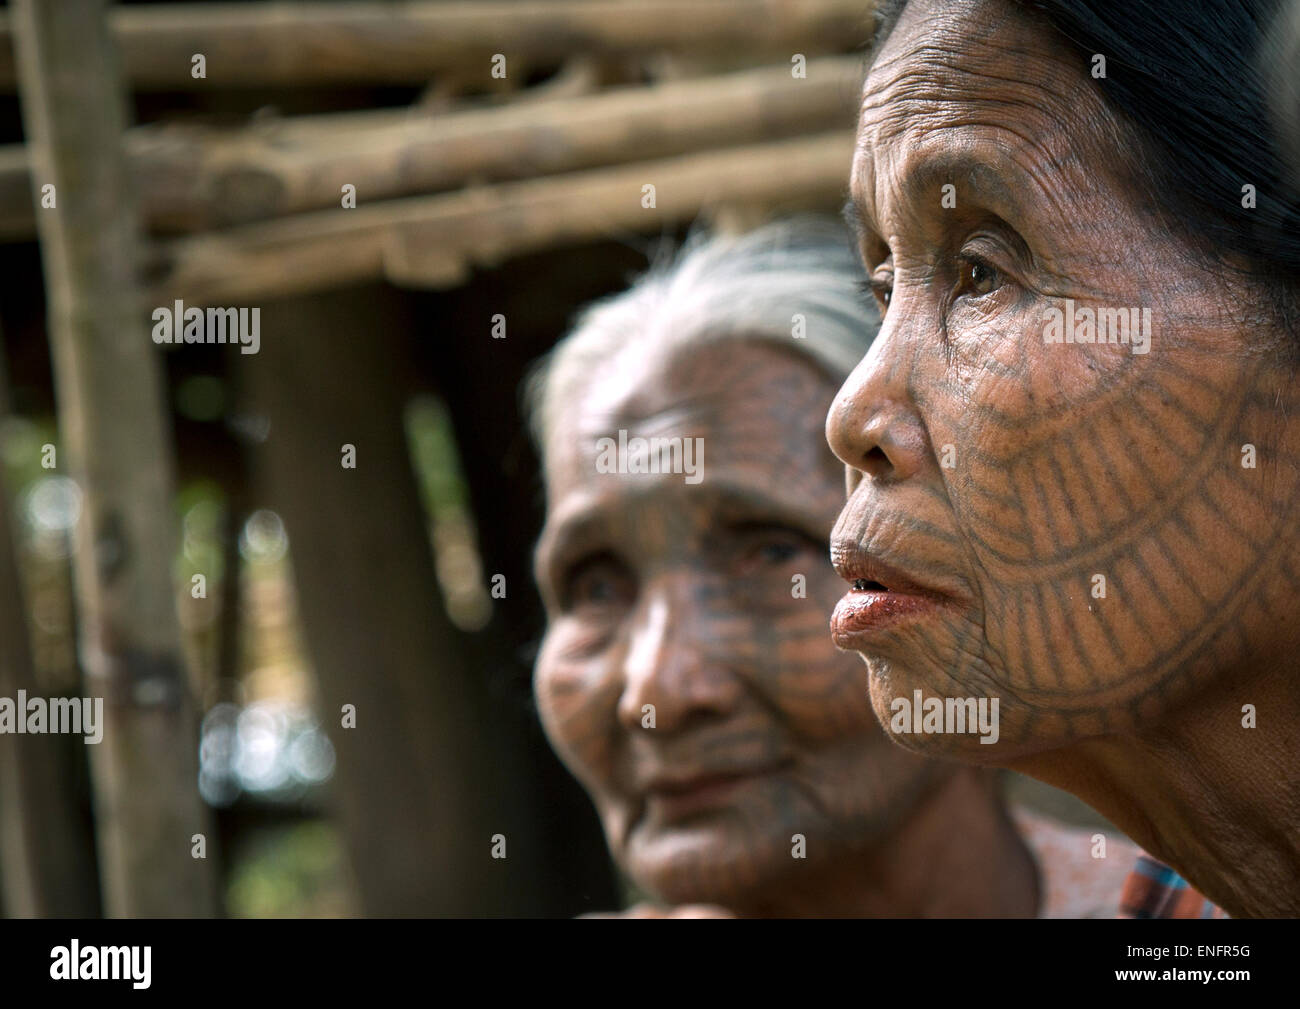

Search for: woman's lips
xmin=644 ymin=764 xmax=788 ymax=822
xmin=829 ymin=539 xmax=957 ymax=647
xmin=830 ymin=586 xmax=947 ymax=648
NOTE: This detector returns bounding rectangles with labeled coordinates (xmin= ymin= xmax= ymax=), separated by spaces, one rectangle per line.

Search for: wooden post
xmin=0 ymin=349 xmax=101 ymax=917
xmin=243 ymin=288 xmax=532 ymax=914
xmin=11 ymin=0 xmax=215 ymax=916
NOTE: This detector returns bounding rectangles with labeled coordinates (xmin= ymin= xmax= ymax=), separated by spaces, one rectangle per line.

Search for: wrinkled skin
xmin=535 ymin=339 xmax=1035 ymax=916
xmin=829 ymin=0 xmax=1300 ymax=916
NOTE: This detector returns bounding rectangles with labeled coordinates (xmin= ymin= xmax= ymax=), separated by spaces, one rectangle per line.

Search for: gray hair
xmin=526 ymin=214 xmax=881 ymax=459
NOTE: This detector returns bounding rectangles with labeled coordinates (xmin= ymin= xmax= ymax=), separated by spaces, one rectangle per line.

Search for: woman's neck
xmin=736 ymin=767 xmax=1039 ymax=917
xmin=1012 ymin=666 xmax=1300 ymax=918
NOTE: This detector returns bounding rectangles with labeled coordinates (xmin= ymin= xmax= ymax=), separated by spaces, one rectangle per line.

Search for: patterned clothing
xmin=1117 ymin=853 xmax=1229 ymax=918
xmin=1010 ymin=805 xmax=1141 ymax=918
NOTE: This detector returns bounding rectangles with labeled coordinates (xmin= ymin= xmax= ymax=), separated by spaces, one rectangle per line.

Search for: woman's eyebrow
xmin=843 ymin=191 xmax=885 ymax=264
xmin=842 ymin=196 xmax=869 ymax=248
xmin=848 ymin=148 xmax=1025 ymax=244
xmin=910 ymin=153 xmax=1020 ymax=206
xmin=708 ymin=482 xmax=831 ymax=543
xmin=534 ymin=506 xmax=613 ymax=579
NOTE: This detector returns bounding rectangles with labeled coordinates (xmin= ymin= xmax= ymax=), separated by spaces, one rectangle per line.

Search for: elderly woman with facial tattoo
xmin=829 ymin=0 xmax=1300 ymax=918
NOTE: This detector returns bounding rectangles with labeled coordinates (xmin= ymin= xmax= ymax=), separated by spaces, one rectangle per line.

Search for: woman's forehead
xmin=561 ymin=340 xmax=836 ymax=442
xmin=854 ymin=0 xmax=1126 ymax=238
xmin=542 ymin=342 xmax=844 ymax=512
xmin=862 ymin=0 xmax=1104 ymax=146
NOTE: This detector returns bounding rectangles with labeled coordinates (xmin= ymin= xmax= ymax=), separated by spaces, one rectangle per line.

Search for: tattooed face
xmin=829 ymin=0 xmax=1300 ymax=759
xmin=534 ymin=340 xmax=938 ymax=908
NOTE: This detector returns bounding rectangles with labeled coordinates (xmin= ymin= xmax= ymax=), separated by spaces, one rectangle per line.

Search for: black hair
xmin=869 ymin=0 xmax=1300 ymax=338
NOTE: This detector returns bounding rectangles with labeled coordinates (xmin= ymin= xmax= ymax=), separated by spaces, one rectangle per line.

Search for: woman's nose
xmin=615 ymin=577 xmax=743 ymax=734
xmin=826 ymin=335 xmax=931 ymax=485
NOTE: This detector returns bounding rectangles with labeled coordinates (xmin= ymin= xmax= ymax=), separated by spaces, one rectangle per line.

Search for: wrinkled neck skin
xmin=1011 ymin=665 xmax=1300 ymax=919
xmin=726 ymin=768 xmax=1038 ymax=918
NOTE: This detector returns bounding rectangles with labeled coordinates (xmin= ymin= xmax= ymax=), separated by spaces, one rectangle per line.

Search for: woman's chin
xmin=623 ymin=829 xmax=780 ymax=908
xmin=865 ymin=662 xmax=1032 ymax=763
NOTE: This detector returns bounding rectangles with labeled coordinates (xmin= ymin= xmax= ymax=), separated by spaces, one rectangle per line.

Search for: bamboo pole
xmin=0 ymin=56 xmax=861 ymax=238
xmin=150 ymin=130 xmax=855 ymax=303
xmin=0 ymin=1 xmax=876 ymax=91
xmin=12 ymin=0 xmax=216 ymax=917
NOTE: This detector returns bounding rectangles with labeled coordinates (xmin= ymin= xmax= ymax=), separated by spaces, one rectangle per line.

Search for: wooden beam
xmin=149 ymin=130 xmax=855 ymax=303
xmin=0 ymin=55 xmax=863 ymax=238
xmin=0 ymin=1 xmax=877 ymax=91
xmin=12 ymin=0 xmax=216 ymax=917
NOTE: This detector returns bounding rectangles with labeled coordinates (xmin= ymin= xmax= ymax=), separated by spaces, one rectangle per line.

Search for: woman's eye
xmin=757 ymin=541 xmax=800 ymax=564
xmin=576 ymin=575 xmax=615 ymax=602
xmin=956 ymin=257 xmax=1000 ymax=299
xmin=564 ymin=556 xmax=635 ymax=610
xmin=870 ymin=273 xmax=893 ymax=311
xmin=734 ymin=527 xmax=819 ymax=572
